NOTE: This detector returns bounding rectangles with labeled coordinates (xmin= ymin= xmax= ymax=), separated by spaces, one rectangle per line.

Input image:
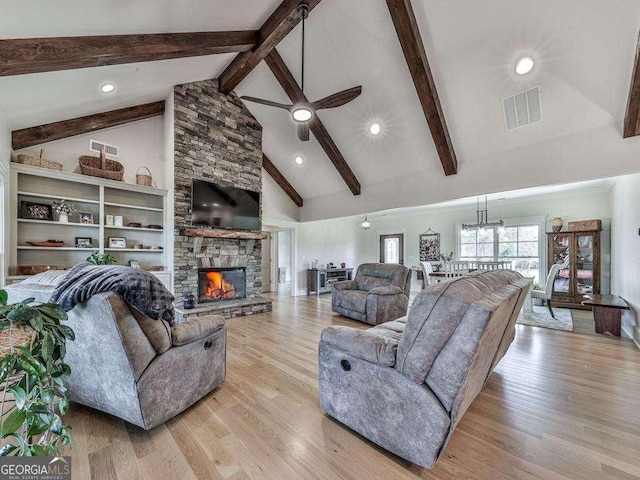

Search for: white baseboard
xmin=621 ymin=318 xmax=640 ymax=350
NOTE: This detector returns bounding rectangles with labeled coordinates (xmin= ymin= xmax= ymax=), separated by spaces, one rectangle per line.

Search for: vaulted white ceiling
xmin=2 ymin=0 xmax=640 ymax=222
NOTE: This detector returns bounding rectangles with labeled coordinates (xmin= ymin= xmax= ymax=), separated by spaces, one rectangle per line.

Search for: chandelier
xmin=462 ymin=197 xmax=504 ymax=232
xmin=361 ymin=215 xmax=371 ymax=230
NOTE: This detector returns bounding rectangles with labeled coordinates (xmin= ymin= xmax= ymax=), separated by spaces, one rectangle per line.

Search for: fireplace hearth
xmin=198 ymin=267 xmax=246 ymax=303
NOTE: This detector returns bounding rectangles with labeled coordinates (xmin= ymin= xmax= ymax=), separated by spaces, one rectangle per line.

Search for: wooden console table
xmin=581 ymin=294 xmax=629 ymax=336
xmin=307 ymin=268 xmax=353 ymax=296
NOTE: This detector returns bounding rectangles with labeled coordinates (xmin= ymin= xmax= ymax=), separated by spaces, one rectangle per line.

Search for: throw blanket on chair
xmin=50 ymin=263 xmax=175 ymax=322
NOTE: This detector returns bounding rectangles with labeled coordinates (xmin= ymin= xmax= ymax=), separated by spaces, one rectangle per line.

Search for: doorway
xmin=380 ymin=234 xmax=404 ymax=265
xmin=276 ymin=230 xmax=293 ymax=295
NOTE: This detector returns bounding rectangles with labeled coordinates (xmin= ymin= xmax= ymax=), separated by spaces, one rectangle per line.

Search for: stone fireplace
xmin=198 ymin=267 xmax=246 ymax=303
xmin=172 ymin=78 xmax=272 ymax=321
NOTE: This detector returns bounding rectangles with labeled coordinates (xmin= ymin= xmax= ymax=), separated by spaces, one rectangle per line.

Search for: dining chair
xmin=530 ymin=263 xmax=562 ymax=318
xmin=418 ymin=261 xmax=434 ymax=289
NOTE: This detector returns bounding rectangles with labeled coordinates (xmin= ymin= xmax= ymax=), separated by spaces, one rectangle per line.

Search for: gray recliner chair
xmin=332 ymin=263 xmax=410 ymax=325
xmin=6 ymin=280 xmax=226 ymax=430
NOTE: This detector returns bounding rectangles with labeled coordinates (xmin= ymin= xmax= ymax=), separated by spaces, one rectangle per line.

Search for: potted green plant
xmin=51 ymin=200 xmax=77 ymax=224
xmin=0 ymin=290 xmax=74 ymax=456
xmin=440 ymin=251 xmax=454 ymax=262
xmin=86 ymin=251 xmax=116 ymax=265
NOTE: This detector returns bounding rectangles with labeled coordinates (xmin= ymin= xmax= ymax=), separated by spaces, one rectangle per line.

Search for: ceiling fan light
xmin=292 ymin=105 xmax=313 ymax=123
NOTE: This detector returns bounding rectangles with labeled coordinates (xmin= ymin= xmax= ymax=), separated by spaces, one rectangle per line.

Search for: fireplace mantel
xmin=183 ymin=228 xmax=266 ymax=240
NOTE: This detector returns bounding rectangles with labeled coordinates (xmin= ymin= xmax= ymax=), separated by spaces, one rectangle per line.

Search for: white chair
xmin=418 ymin=261 xmax=434 ymax=289
xmin=444 ymin=261 xmax=469 ymax=278
xmin=530 ymin=263 xmax=562 ymax=318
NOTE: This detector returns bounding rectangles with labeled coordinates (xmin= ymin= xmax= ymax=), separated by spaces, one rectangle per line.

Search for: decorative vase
xmin=550 ymin=217 xmax=563 ymax=232
xmin=58 ymin=213 xmax=69 ymax=223
xmin=183 ymin=293 xmax=196 ymax=310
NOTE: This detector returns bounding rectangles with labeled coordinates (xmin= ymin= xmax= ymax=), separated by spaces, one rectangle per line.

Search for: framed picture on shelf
xmin=106 ymin=214 xmax=114 ymax=226
xmin=114 ymin=216 xmax=124 ymax=227
xmin=75 ymin=237 xmax=92 ymax=248
xmin=108 ymin=237 xmax=127 ymax=249
xmin=79 ymin=212 xmax=94 ymax=224
xmin=21 ymin=201 xmax=53 ymax=221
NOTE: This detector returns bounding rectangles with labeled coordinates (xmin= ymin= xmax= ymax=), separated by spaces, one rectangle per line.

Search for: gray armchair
xmin=332 ymin=263 xmax=410 ymax=325
xmin=6 ymin=281 xmax=226 ymax=430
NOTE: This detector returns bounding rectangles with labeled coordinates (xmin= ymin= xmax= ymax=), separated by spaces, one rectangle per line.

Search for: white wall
xmin=163 ymin=94 xmax=175 ymax=278
xmin=610 ymin=174 xmax=640 ymax=347
xmin=294 ymin=186 xmax=612 ymax=295
xmin=262 ymin=172 xmax=300 ymax=224
xmin=300 ymin=126 xmax=640 ymax=222
xmin=14 ymin=116 xmax=165 ymax=188
xmin=0 ymin=110 xmax=10 ymax=286
xmin=296 ymin=216 xmax=363 ymax=295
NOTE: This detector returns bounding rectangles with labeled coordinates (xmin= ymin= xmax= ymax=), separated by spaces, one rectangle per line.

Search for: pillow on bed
xmin=23 ymin=270 xmax=68 ymax=286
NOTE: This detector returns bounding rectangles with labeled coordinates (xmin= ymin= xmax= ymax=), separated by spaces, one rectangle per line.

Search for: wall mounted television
xmin=191 ymin=179 xmax=260 ymax=231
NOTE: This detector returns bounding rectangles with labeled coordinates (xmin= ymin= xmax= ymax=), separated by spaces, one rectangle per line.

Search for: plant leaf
xmin=7 ymin=385 xmax=27 ymax=410
xmin=1 ymin=409 xmax=26 ymax=437
xmin=7 ymin=306 xmax=38 ymax=324
xmin=28 ymin=315 xmax=44 ymax=332
xmin=41 ymin=333 xmax=54 ymax=360
xmin=17 ymin=356 xmax=44 ymax=377
xmin=58 ymin=325 xmax=75 ymax=341
xmin=58 ymin=398 xmax=69 ymax=416
xmin=20 ymin=298 xmax=35 ymax=306
xmin=0 ymin=290 xmax=8 ymax=306
xmin=50 ymin=415 xmax=63 ymax=435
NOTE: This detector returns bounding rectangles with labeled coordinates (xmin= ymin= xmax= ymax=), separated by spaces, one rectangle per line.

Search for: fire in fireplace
xmin=198 ymin=267 xmax=246 ymax=303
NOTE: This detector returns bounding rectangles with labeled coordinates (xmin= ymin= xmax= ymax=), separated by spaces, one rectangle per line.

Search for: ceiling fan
xmin=241 ymin=2 xmax=362 ymax=142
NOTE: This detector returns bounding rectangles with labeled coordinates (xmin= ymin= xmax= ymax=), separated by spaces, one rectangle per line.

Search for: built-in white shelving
xmin=9 ymin=163 xmax=172 ymax=290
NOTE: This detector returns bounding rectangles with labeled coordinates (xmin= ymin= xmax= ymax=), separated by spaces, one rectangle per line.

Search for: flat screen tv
xmin=191 ymin=180 xmax=260 ymax=231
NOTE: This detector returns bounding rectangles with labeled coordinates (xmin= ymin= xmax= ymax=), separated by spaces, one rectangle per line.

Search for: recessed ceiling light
xmin=294 ymin=155 xmax=304 ymax=165
xmin=369 ymin=122 xmax=381 ymax=135
xmin=515 ymin=57 xmax=534 ymax=75
xmin=100 ymin=82 xmax=116 ymax=94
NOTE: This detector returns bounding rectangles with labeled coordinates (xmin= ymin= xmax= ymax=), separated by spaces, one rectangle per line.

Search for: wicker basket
xmin=16 ymin=149 xmax=62 ymax=171
xmin=136 ymin=166 xmax=155 ymax=187
xmin=79 ymin=150 xmax=124 ymax=181
xmin=0 ymin=323 xmax=36 ymax=357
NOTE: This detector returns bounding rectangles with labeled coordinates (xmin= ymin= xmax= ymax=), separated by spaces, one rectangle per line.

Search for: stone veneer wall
xmin=173 ymin=79 xmax=263 ymax=302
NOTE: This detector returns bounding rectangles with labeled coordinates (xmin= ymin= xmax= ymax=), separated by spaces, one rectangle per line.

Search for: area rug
xmin=517 ymin=305 xmax=573 ymax=331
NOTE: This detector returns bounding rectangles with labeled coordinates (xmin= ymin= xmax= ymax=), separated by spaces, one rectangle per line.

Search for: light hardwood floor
xmin=64 ymin=294 xmax=640 ymax=480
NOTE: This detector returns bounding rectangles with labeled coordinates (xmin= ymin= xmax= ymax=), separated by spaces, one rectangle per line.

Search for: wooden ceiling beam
xmin=0 ymin=31 xmax=258 ymax=77
xmin=264 ymin=49 xmax=361 ymax=196
xmin=12 ymin=101 xmax=165 ymax=150
xmin=219 ymin=0 xmax=323 ymax=95
xmin=385 ymin=0 xmax=457 ymax=175
xmin=624 ymin=32 xmax=640 ymax=138
xmin=262 ymin=154 xmax=304 ymax=207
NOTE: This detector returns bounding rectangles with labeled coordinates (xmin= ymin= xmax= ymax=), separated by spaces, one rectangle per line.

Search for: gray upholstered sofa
xmin=332 ymin=263 xmax=411 ymax=325
xmin=6 ymin=275 xmax=226 ymax=430
xmin=319 ymin=270 xmax=531 ymax=468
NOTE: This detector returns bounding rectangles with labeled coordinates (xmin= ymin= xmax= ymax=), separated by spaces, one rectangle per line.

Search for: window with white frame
xmin=457 ymin=222 xmax=542 ymax=282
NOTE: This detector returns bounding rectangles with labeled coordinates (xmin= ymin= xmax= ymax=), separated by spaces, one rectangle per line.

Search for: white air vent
xmin=502 ymin=86 xmax=542 ymax=131
xmin=89 ymin=139 xmax=118 ymax=157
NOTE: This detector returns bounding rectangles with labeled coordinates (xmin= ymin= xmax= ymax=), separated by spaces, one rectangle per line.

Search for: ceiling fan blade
xmin=312 ymin=86 xmax=363 ymax=110
xmin=240 ymin=96 xmax=292 ymax=110
xmin=297 ymin=123 xmax=310 ymax=142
